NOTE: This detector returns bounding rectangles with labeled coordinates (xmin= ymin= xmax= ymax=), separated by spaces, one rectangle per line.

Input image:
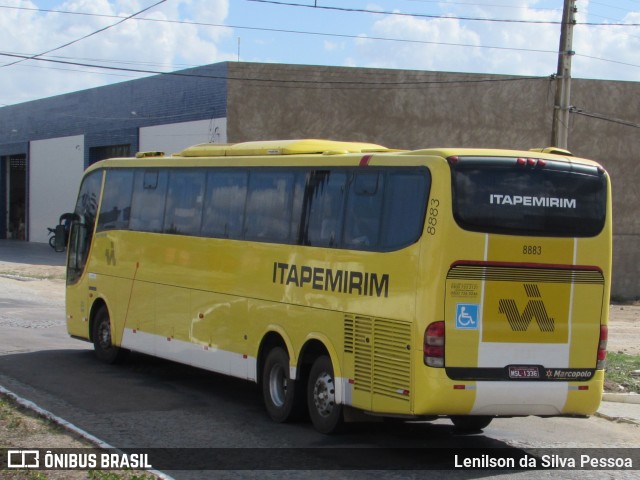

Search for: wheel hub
xmin=269 ymin=365 xmax=287 ymax=407
xmin=99 ymin=323 xmax=111 ymax=349
xmin=313 ymin=372 xmax=335 ymax=417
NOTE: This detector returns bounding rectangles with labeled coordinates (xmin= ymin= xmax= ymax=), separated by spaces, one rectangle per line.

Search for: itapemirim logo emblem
xmin=498 ymin=284 xmax=555 ymax=332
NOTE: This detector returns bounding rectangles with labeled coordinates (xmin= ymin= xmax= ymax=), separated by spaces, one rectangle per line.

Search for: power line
xmin=247 ymin=0 xmax=640 ymax=26
xmin=3 ymin=3 xmax=639 ymax=67
xmin=1 ymin=1 xmax=638 ymax=97
xmin=576 ymin=53 xmax=640 ymax=70
xmin=5 ymin=2 xmax=640 ymax=27
xmin=0 ymin=4 xmax=558 ymax=56
xmin=570 ymin=106 xmax=640 ymax=128
xmin=0 ymin=52 xmax=548 ymax=89
xmin=1 ymin=0 xmax=166 ymax=69
xmin=407 ymin=0 xmax=562 ymax=14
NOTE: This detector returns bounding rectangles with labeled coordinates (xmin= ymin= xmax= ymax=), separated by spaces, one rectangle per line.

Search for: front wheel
xmin=307 ymin=355 xmax=343 ymax=434
xmin=450 ymin=415 xmax=493 ymax=432
xmin=262 ymin=347 xmax=304 ymax=423
xmin=92 ymin=307 xmax=126 ymax=364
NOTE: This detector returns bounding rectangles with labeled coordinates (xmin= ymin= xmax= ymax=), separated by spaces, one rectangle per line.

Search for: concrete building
xmin=1 ymin=61 xmax=638 ymax=299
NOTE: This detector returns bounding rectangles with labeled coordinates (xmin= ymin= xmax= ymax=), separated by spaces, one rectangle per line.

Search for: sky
xmin=1 ymin=0 xmax=640 ymax=106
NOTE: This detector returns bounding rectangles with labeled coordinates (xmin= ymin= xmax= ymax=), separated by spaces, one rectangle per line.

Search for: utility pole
xmin=551 ymin=0 xmax=577 ymax=149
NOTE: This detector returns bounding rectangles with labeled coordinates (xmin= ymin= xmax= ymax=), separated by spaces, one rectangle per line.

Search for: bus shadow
xmin=1 ymin=348 xmax=531 ymax=473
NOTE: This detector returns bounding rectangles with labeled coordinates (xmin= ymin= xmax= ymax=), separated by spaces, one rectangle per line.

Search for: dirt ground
xmin=0 ymin=396 xmax=155 ymax=480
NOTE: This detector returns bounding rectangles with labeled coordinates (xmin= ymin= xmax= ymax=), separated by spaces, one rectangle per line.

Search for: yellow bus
xmin=64 ymin=139 xmax=611 ymax=433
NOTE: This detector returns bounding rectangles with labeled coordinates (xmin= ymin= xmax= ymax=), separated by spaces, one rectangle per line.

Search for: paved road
xmin=0 ymin=241 xmax=638 ymax=479
xmin=1 ymin=326 xmax=638 ymax=479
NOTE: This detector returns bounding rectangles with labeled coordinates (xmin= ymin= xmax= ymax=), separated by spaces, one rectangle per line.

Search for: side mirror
xmin=54 ymin=224 xmax=67 ymax=252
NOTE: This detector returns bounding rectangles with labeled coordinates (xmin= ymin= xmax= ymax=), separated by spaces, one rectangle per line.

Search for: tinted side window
xmin=164 ymin=170 xmax=205 ymax=236
xmin=343 ymin=173 xmax=384 ymax=249
xmin=67 ymin=169 xmax=103 ymax=284
xmin=290 ymin=173 xmax=307 ymax=243
xmin=129 ymin=169 xmax=168 ymax=233
xmin=202 ymin=170 xmax=248 ymax=238
xmin=97 ymin=169 xmax=133 ymax=231
xmin=75 ymin=170 xmax=102 ymax=228
xmin=303 ymin=171 xmax=347 ymax=247
xmin=381 ymin=171 xmax=430 ymax=249
xmin=245 ymin=171 xmax=296 ymax=242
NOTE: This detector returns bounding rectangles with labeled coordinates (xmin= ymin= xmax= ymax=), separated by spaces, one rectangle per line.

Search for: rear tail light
xmin=516 ymin=157 xmax=546 ymax=168
xmin=597 ymin=325 xmax=608 ymax=369
xmin=424 ymin=321 xmax=445 ymax=368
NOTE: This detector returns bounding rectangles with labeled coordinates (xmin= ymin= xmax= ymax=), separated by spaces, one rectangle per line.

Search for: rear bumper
xmin=412 ymin=369 xmax=603 ymax=417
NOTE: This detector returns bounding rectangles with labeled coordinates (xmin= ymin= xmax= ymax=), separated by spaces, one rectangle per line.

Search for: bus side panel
xmin=82 ymin=207 xmax=422 ymax=415
xmin=66 ymin=281 xmax=90 ymax=339
xmin=155 ymin=284 xmax=190 ymax=358
xmin=120 ymin=281 xmax=156 ymax=354
xmin=67 ymin=233 xmax=137 ymax=344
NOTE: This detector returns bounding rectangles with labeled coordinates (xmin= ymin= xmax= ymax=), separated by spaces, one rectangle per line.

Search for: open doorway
xmin=2 ymin=154 xmax=27 ymax=240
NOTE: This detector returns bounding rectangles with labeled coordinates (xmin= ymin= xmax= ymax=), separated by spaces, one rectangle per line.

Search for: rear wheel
xmin=307 ymin=355 xmax=343 ymax=434
xmin=450 ymin=415 xmax=493 ymax=432
xmin=92 ymin=307 xmax=126 ymax=364
xmin=262 ymin=347 xmax=304 ymax=423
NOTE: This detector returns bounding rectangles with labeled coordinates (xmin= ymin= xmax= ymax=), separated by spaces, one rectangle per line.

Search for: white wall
xmin=29 ymin=135 xmax=85 ymax=244
xmin=139 ymin=118 xmax=227 ymax=155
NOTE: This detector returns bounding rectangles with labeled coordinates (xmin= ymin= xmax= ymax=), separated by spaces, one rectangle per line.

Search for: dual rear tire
xmin=262 ymin=347 xmax=305 ymax=423
xmin=306 ymin=355 xmax=343 ymax=434
xmin=262 ymin=348 xmax=343 ymax=434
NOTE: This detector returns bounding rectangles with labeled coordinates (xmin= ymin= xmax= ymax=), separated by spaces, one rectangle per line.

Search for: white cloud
xmin=0 ymin=0 xmax=233 ymax=105
xmin=1 ymin=0 xmax=639 ymax=106
xmin=345 ymin=0 xmax=640 ymax=81
xmin=323 ymin=40 xmax=341 ymax=52
xmin=348 ymin=2 xmax=561 ymax=76
xmin=572 ymin=10 xmax=640 ymax=81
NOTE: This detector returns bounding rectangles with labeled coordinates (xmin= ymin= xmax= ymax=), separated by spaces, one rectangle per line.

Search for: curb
xmin=594 ymin=411 xmax=640 ymax=426
xmin=602 ymin=393 xmax=640 ymax=404
xmin=0 ymin=385 xmax=174 ymax=480
xmin=596 ymin=393 xmax=640 ymax=426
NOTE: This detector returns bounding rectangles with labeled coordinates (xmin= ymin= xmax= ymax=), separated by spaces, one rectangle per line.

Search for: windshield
xmin=451 ymin=157 xmax=607 ymax=237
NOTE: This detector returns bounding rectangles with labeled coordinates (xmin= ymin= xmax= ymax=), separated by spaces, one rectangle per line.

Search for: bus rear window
xmin=451 ymin=157 xmax=607 ymax=237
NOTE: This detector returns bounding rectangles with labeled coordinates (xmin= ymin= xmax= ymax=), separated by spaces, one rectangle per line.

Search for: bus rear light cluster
xmin=516 ymin=157 xmax=546 ymax=168
xmin=424 ymin=321 xmax=445 ymax=368
xmin=597 ymin=325 xmax=608 ymax=369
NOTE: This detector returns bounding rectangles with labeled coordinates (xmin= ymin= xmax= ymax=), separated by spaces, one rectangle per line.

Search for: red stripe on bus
xmin=359 ymin=154 xmax=373 ymax=167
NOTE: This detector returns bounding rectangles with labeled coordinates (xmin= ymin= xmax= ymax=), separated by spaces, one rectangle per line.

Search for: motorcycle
xmin=47 ymin=213 xmax=74 ymax=251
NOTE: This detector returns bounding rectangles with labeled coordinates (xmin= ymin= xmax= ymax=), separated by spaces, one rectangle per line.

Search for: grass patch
xmin=1 ymin=395 xmax=158 ymax=479
xmin=1 ymin=397 xmax=26 ymax=432
xmin=605 ymin=352 xmax=640 ymax=393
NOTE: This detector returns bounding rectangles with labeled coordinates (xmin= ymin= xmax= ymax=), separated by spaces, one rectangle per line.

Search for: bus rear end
xmin=419 ymin=151 xmax=610 ymax=423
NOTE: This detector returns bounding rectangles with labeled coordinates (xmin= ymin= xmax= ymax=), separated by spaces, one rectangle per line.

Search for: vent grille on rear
xmin=344 ymin=315 xmax=412 ymax=401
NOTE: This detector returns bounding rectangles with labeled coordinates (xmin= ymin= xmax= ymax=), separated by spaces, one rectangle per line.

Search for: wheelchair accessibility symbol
xmin=456 ymin=303 xmax=479 ymax=329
